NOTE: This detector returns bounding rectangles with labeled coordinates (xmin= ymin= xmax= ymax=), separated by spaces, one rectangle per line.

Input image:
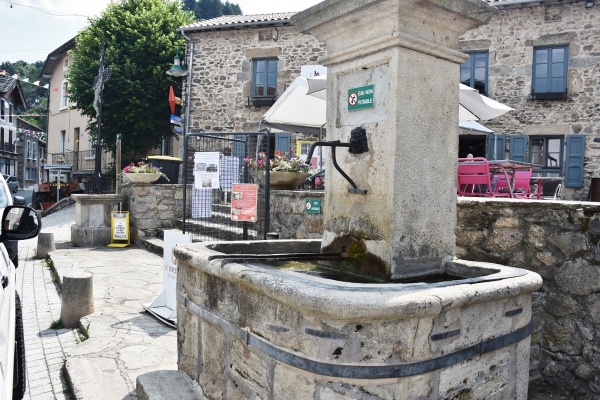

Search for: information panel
xmin=108 ymin=211 xmax=130 ymax=247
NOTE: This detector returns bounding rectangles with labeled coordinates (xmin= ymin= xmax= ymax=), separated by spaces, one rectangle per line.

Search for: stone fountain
xmin=173 ymin=0 xmax=542 ymax=399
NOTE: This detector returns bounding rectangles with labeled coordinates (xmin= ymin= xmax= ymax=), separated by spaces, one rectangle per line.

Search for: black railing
xmin=85 ymin=174 xmax=115 ymax=194
xmin=0 ymin=142 xmax=17 ymax=153
xmin=48 ymin=150 xmax=110 ymax=171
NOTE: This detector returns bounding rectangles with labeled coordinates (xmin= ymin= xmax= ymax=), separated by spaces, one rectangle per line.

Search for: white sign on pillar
xmin=144 ymin=230 xmax=191 ymax=327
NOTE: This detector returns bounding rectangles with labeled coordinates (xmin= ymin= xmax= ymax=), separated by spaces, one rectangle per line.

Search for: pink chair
xmin=457 ymin=158 xmax=496 ymax=197
xmin=492 ymin=168 xmax=533 ymax=198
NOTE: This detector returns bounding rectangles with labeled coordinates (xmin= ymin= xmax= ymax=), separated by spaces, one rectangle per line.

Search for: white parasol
xmin=306 ymin=77 xmax=513 ymax=122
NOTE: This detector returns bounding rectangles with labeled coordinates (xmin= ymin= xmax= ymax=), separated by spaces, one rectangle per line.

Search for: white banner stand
xmin=144 ymin=230 xmax=191 ymax=327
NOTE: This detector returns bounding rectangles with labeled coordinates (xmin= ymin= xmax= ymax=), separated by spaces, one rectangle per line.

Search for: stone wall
xmin=459 ymin=1 xmax=600 ymax=200
xmin=456 ymin=197 xmax=600 ymax=398
xmin=186 ymin=25 xmax=326 ymax=133
xmin=269 ymin=190 xmax=324 ymax=239
xmin=120 ymin=182 xmax=187 ymax=241
xmin=270 ymin=191 xmax=600 ymax=398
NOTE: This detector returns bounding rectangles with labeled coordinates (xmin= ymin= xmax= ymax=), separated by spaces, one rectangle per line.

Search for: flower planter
xmin=124 ymin=172 xmax=162 ymax=184
xmin=250 ymin=171 xmax=309 ymax=190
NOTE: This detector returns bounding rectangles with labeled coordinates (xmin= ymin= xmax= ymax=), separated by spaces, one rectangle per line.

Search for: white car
xmin=0 ymin=206 xmax=41 ymax=400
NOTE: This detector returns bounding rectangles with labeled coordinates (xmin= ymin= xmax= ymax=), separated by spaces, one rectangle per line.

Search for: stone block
xmin=136 ymin=370 xmax=204 ymax=400
xmin=60 ymin=272 xmax=94 ymax=328
xmin=36 ymin=232 xmax=55 ymax=258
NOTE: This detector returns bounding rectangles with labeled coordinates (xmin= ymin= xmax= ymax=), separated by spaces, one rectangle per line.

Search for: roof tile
xmin=180 ymin=12 xmax=297 ymax=30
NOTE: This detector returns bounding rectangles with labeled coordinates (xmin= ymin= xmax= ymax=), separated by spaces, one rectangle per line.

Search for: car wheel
xmin=13 ymin=292 xmax=26 ymax=400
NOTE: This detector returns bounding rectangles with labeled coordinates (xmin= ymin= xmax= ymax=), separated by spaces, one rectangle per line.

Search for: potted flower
xmin=122 ymin=161 xmax=169 ymax=184
xmin=245 ymin=151 xmax=312 ymax=189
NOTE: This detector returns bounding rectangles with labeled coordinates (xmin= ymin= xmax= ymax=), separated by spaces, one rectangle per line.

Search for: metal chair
xmin=492 ymin=168 xmax=533 ymax=198
xmin=457 ymin=158 xmax=496 ymax=197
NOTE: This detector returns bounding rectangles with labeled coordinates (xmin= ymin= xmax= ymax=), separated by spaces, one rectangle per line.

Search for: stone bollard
xmin=60 ymin=272 xmax=94 ymax=328
xmin=37 ymin=232 xmax=55 ymax=258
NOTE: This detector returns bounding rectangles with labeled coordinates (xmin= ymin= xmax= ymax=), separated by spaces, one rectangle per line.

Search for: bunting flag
xmin=0 ymin=72 xmax=50 ymax=90
xmin=16 ymin=128 xmax=47 ymax=141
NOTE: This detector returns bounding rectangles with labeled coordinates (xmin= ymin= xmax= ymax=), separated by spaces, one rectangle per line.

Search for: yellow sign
xmin=108 ymin=211 xmax=130 ymax=247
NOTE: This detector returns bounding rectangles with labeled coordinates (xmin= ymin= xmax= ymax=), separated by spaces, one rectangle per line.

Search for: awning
xmin=459 ymin=120 xmax=494 ymax=134
xmin=261 ymin=76 xmax=326 ymax=135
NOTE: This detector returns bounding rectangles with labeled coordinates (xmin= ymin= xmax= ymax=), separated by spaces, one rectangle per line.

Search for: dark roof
xmin=0 ymin=75 xmax=26 ymax=108
xmin=17 ymin=117 xmax=43 ymax=132
xmin=178 ymin=12 xmax=297 ymax=32
xmin=41 ymin=37 xmax=76 ymax=79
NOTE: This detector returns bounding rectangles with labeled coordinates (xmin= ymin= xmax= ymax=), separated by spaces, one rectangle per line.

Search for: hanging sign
xmin=348 ymin=84 xmax=374 ymax=111
xmin=231 ymin=183 xmax=258 ymax=222
xmin=170 ymin=114 xmax=182 ymax=125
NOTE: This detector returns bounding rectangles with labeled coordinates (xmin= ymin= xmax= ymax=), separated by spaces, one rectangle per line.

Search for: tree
xmin=67 ymin=0 xmax=194 ymax=161
xmin=182 ymin=0 xmax=242 ymax=20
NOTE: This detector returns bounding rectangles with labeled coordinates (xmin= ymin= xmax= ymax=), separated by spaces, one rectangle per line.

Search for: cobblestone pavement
xmin=15 ymin=241 xmax=79 ymax=400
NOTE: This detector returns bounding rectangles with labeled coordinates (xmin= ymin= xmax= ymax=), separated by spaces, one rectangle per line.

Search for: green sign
xmin=305 ymin=198 xmax=321 ymax=214
xmin=347 ymin=84 xmax=374 ymax=111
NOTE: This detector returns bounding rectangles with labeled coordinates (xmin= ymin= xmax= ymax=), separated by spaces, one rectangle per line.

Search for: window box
xmin=531 ymin=91 xmax=567 ymax=101
xmin=248 ymin=97 xmax=277 ymax=106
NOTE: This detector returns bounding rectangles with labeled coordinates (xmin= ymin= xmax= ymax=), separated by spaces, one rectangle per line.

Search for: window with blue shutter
xmin=532 ymin=46 xmax=568 ymax=100
xmin=487 ymin=134 xmax=505 ymax=160
xmin=509 ymin=135 xmax=527 ymax=162
xmin=275 ymin=133 xmax=291 ymax=154
xmin=565 ymin=134 xmax=585 ymax=188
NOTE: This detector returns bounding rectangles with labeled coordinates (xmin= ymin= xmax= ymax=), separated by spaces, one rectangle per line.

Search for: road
xmin=14 ymin=188 xmax=32 ymax=207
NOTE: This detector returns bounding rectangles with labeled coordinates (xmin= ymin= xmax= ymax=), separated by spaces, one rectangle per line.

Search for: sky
xmin=0 ymin=0 xmax=322 ymax=64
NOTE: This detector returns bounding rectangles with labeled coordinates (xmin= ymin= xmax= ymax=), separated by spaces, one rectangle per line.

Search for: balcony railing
xmin=48 ymin=150 xmax=111 ymax=172
xmin=0 ymin=142 xmax=17 ymax=153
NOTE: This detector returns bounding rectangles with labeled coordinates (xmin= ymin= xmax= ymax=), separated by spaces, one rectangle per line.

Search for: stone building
xmin=177 ymin=13 xmax=326 ymax=156
xmin=177 ymin=2 xmax=598 ymax=200
xmin=0 ymin=75 xmax=24 ymax=178
xmin=459 ymin=0 xmax=600 ymax=200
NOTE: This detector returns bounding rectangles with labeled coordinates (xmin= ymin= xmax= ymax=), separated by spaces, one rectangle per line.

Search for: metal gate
xmin=182 ymin=131 xmax=273 ymax=242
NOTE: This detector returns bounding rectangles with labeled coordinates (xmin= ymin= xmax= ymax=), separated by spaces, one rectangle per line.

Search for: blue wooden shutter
xmin=487 ymin=134 xmax=505 ymax=160
xmin=509 ymin=135 xmax=528 ymax=162
xmin=275 ymin=133 xmax=291 ymax=153
xmin=565 ymin=134 xmax=585 ymax=188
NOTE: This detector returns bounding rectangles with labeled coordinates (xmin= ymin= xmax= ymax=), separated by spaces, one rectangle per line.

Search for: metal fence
xmin=182 ymin=131 xmax=273 ymax=242
xmin=48 ymin=150 xmax=111 ymax=171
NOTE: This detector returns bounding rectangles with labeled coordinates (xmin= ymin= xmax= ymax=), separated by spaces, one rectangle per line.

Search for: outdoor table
xmin=487 ymin=160 xmax=540 ymax=198
xmin=530 ymin=176 xmax=564 ymax=200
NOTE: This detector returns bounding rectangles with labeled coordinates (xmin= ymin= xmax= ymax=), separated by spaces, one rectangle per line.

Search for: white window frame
xmin=60 ymin=131 xmax=66 ymax=153
xmin=60 ymin=80 xmax=69 ymax=109
xmin=33 ymin=142 xmax=37 ymax=160
xmin=27 ymin=140 xmax=32 ymax=159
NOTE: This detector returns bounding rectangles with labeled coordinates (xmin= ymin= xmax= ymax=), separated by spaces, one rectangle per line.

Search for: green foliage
xmin=183 ymin=0 xmax=242 ymax=20
xmin=50 ymin=319 xmax=64 ymax=330
xmin=79 ymin=322 xmax=91 ymax=341
xmin=68 ymin=0 xmax=194 ymax=160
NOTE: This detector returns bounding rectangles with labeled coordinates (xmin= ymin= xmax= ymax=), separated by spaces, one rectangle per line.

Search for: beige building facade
xmin=41 ymin=39 xmax=108 ymax=184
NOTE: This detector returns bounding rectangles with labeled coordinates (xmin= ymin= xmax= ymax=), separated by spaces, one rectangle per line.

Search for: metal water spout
xmin=305 ymin=127 xmax=369 ymax=194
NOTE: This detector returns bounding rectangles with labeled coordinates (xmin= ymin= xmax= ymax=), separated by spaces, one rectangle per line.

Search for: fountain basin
xmin=175 ymin=239 xmax=542 ymax=399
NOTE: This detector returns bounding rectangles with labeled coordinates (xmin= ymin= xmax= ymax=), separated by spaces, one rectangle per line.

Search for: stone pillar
xmin=60 ymin=272 xmax=94 ymax=328
xmin=71 ymin=194 xmax=125 ymax=246
xmin=37 ymin=232 xmax=55 ymax=258
xmin=292 ymin=0 xmax=494 ymax=278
